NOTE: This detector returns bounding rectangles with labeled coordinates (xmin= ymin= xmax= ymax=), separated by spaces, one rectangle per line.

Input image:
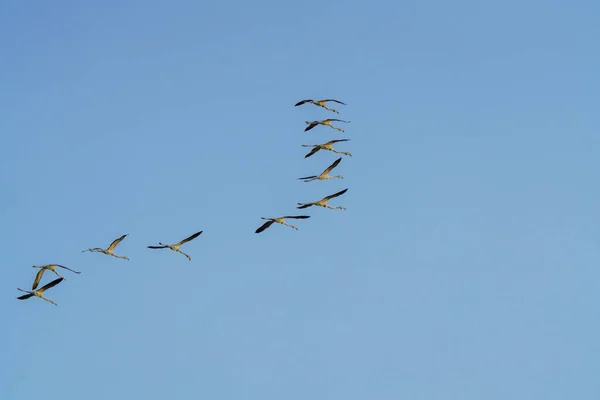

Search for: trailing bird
xmin=31 ymin=264 xmax=81 ymax=290
xmin=304 ymin=119 xmax=350 ymax=132
xmin=255 ymin=216 xmax=311 ymax=234
xmin=298 ymin=157 xmax=344 ymax=182
xmin=303 ymin=139 xmax=351 ymax=158
xmin=17 ymin=277 xmax=64 ymax=306
xmin=82 ymin=234 xmax=129 ymax=260
xmin=147 ymin=231 xmax=203 ymax=261
xmin=294 ymin=99 xmax=346 ymax=114
xmin=297 ymin=188 xmax=348 ymax=210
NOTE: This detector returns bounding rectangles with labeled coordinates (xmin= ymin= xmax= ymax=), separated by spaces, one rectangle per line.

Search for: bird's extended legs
xmin=281 ymin=221 xmax=298 ymax=230
xmin=52 ymin=270 xmax=65 ymax=280
xmin=322 ymin=105 xmax=339 ymax=114
xmin=325 ymin=205 xmax=346 ymax=210
xmin=332 ymin=150 xmax=352 ymax=156
xmin=110 ymin=254 xmax=129 ymax=260
xmin=334 ymin=127 xmax=345 ymax=132
xmin=177 ymin=249 xmax=192 ymax=261
xmin=40 ymin=296 xmax=57 ymax=306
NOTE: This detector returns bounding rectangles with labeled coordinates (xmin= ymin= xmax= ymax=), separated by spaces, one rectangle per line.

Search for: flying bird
xmin=82 ymin=234 xmax=129 ymax=260
xmin=31 ymin=264 xmax=81 ymax=290
xmin=303 ymin=139 xmax=351 ymax=158
xmin=297 ymin=188 xmax=348 ymax=210
xmin=147 ymin=231 xmax=203 ymax=261
xmin=304 ymin=119 xmax=350 ymax=132
xmin=17 ymin=277 xmax=64 ymax=306
xmin=297 ymin=157 xmax=344 ymax=182
xmin=255 ymin=216 xmax=311 ymax=234
xmin=294 ymin=99 xmax=346 ymax=114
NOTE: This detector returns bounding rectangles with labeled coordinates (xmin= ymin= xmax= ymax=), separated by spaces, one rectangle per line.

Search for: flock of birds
xmin=255 ymin=98 xmax=351 ymax=233
xmin=15 ymin=98 xmax=351 ymax=306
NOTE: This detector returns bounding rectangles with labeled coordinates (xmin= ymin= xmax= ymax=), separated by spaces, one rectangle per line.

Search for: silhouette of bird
xmin=82 ymin=234 xmax=129 ymax=260
xmin=17 ymin=277 xmax=64 ymax=306
xmin=304 ymin=119 xmax=350 ymax=132
xmin=297 ymin=188 xmax=348 ymax=210
xmin=31 ymin=264 xmax=81 ymax=290
xmin=147 ymin=231 xmax=203 ymax=261
xmin=297 ymin=157 xmax=344 ymax=182
xmin=255 ymin=216 xmax=311 ymax=233
xmin=294 ymin=99 xmax=346 ymax=114
xmin=303 ymin=139 xmax=351 ymax=158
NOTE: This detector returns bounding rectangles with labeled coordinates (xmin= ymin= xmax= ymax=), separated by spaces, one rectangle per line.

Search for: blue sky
xmin=2 ymin=0 xmax=600 ymax=398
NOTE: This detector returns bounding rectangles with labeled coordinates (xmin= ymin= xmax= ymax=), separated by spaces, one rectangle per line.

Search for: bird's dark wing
xmin=323 ymin=158 xmax=342 ymax=174
xmin=322 ymin=99 xmax=346 ymax=105
xmin=31 ymin=268 xmax=46 ymax=290
xmin=54 ymin=264 xmax=81 ymax=274
xmin=147 ymin=245 xmax=168 ymax=249
xmin=297 ymin=203 xmax=313 ymax=209
xmin=327 ymin=139 xmax=350 ymax=144
xmin=282 ymin=215 xmax=311 ymax=219
xmin=107 ymin=234 xmax=128 ymax=252
xmin=255 ymin=220 xmax=275 ymax=233
xmin=177 ymin=231 xmax=203 ymax=246
xmin=327 ymin=119 xmax=350 ymax=123
xmin=295 ymin=100 xmax=312 ymax=106
xmin=304 ymin=147 xmax=320 ymax=158
xmin=304 ymin=122 xmax=317 ymax=131
xmin=17 ymin=293 xmax=34 ymax=300
xmin=324 ymin=188 xmax=348 ymax=201
xmin=297 ymin=175 xmax=317 ymax=180
xmin=38 ymin=277 xmax=64 ymax=293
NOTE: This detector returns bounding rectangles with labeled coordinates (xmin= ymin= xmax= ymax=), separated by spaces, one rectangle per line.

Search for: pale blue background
xmin=2 ymin=1 xmax=600 ymax=399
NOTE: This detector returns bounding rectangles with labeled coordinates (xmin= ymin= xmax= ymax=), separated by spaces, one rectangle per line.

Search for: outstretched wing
xmin=54 ymin=264 xmax=81 ymax=274
xmin=322 ymin=99 xmax=346 ymax=105
xmin=323 ymin=188 xmax=348 ymax=201
xmin=326 ymin=139 xmax=350 ymax=145
xmin=107 ymin=234 xmax=128 ymax=252
xmin=31 ymin=268 xmax=47 ymax=290
xmin=38 ymin=277 xmax=64 ymax=293
xmin=304 ymin=147 xmax=320 ymax=158
xmin=295 ymin=100 xmax=312 ymax=106
xmin=17 ymin=293 xmax=34 ymax=300
xmin=282 ymin=215 xmax=311 ymax=219
xmin=297 ymin=175 xmax=317 ymax=180
xmin=177 ymin=231 xmax=203 ymax=246
xmin=327 ymin=119 xmax=350 ymax=123
xmin=322 ymin=158 xmax=342 ymax=174
xmin=148 ymin=245 xmax=168 ymax=249
xmin=297 ymin=203 xmax=313 ymax=209
xmin=304 ymin=122 xmax=318 ymax=132
xmin=255 ymin=220 xmax=275 ymax=234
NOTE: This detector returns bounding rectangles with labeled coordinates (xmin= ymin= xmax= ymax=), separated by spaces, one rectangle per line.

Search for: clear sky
xmin=2 ymin=0 xmax=600 ymax=399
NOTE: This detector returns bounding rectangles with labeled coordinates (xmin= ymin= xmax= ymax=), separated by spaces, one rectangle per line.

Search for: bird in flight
xmin=294 ymin=99 xmax=346 ymax=114
xmin=255 ymin=216 xmax=311 ymax=233
xmin=31 ymin=264 xmax=81 ymax=290
xmin=297 ymin=188 xmax=348 ymax=210
xmin=304 ymin=119 xmax=350 ymax=132
xmin=82 ymin=234 xmax=129 ymax=260
xmin=17 ymin=277 xmax=64 ymax=306
xmin=297 ymin=157 xmax=344 ymax=182
xmin=147 ymin=231 xmax=203 ymax=261
xmin=302 ymin=139 xmax=351 ymax=158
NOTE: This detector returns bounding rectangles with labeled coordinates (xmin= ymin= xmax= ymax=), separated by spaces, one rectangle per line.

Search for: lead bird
xmin=298 ymin=157 xmax=344 ymax=182
xmin=147 ymin=231 xmax=203 ymax=261
xmin=297 ymin=188 xmax=348 ymax=210
xmin=82 ymin=234 xmax=129 ymax=260
xmin=31 ymin=264 xmax=81 ymax=290
xmin=295 ymin=99 xmax=346 ymax=114
xmin=17 ymin=277 xmax=64 ymax=306
xmin=304 ymin=119 xmax=350 ymax=132
xmin=303 ymin=139 xmax=351 ymax=158
xmin=255 ymin=216 xmax=311 ymax=234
